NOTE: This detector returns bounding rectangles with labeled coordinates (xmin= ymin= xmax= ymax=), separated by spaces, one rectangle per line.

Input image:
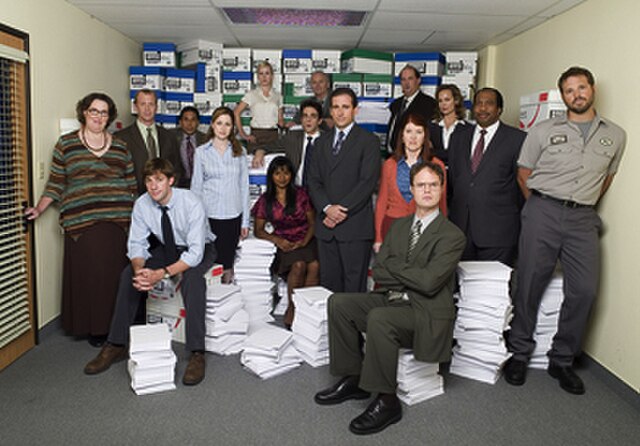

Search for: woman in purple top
xmin=252 ymin=156 xmax=319 ymax=329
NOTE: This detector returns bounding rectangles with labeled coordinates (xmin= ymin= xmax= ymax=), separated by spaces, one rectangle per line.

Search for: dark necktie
xmin=407 ymin=220 xmax=422 ymax=259
xmin=302 ymin=135 xmax=314 ymax=187
xmin=400 ymin=98 xmax=408 ymax=115
xmin=332 ymin=131 xmax=345 ymax=156
xmin=161 ymin=206 xmax=179 ymax=264
xmin=185 ymin=135 xmax=195 ymax=178
xmin=471 ymin=129 xmax=487 ymax=174
xmin=147 ymin=127 xmax=158 ymax=158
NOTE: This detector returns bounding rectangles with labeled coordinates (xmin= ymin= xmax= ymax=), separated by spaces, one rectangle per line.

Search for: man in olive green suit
xmin=314 ymin=162 xmax=466 ymax=436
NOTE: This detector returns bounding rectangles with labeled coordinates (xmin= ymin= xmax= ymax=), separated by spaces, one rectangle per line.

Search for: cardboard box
xmin=222 ymin=48 xmax=252 ymax=72
xmin=222 ymin=71 xmax=252 ymax=95
xmin=194 ymin=63 xmax=222 ymax=94
xmin=129 ymin=66 xmax=165 ymax=91
xmin=282 ymin=49 xmax=313 ymax=74
xmin=394 ymin=52 xmax=445 ymax=77
xmin=519 ymin=89 xmax=566 ymax=131
xmin=441 ymin=73 xmax=476 ymax=100
xmin=252 ymin=49 xmax=282 ymax=74
xmin=283 ymin=73 xmax=312 ymax=97
xmin=362 ymin=74 xmax=393 ymax=98
xmin=445 ymin=51 xmax=478 ymax=76
xmin=162 ymin=92 xmax=194 ymax=116
xmin=163 ymin=68 xmax=195 ymax=93
xmin=311 ymin=50 xmax=341 ymax=74
xmin=143 ymin=42 xmax=176 ymax=67
xmin=341 ymin=49 xmax=393 ymax=75
xmin=193 ymin=93 xmax=222 ymax=117
xmin=147 ymin=297 xmax=186 ymax=344
xmin=178 ymin=40 xmax=223 ymax=67
xmin=332 ymin=73 xmax=363 ymax=97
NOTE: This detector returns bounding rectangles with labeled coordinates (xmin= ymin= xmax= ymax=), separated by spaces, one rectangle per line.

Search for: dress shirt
xmin=396 ymin=157 xmax=414 ymax=203
xmin=332 ymin=122 xmax=354 ymax=147
xmin=128 ymin=188 xmax=214 ymax=267
xmin=470 ymin=121 xmax=500 ymax=158
xmin=190 ymin=141 xmax=250 ymax=227
xmin=438 ymin=119 xmax=465 ymax=150
xmin=136 ymin=119 xmax=158 ymax=155
xmin=403 ymin=90 xmax=420 ymax=109
xmin=413 ymin=209 xmax=440 ymax=235
xmin=179 ymin=133 xmax=196 ymax=178
xmin=295 ymin=131 xmax=320 ymax=186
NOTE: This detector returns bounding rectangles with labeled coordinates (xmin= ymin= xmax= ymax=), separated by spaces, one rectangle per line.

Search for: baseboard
xmin=579 ymin=353 xmax=640 ymax=410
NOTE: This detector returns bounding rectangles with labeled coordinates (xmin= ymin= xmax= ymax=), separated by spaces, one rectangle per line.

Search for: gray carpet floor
xmin=1 ymin=322 xmax=638 ymax=446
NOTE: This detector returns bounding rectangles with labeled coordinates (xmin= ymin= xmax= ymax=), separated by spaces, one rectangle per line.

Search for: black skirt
xmin=271 ymin=238 xmax=318 ymax=276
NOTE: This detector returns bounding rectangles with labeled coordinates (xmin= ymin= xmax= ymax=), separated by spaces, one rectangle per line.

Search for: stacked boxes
xmin=519 ymin=90 xmax=566 ymax=131
xmin=393 ymin=52 xmax=444 ymax=99
xmin=143 ymin=42 xmax=176 ymax=67
xmin=282 ymin=49 xmax=313 ymax=125
xmin=442 ymin=51 xmax=478 ymax=108
xmin=341 ymin=49 xmax=393 ymax=75
xmin=311 ymin=49 xmax=341 ymax=74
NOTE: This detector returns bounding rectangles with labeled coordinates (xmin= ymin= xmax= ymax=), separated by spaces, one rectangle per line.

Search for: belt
xmin=530 ymin=189 xmax=593 ymax=209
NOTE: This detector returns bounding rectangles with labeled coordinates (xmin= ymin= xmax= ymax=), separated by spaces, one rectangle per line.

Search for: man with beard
xmin=504 ymin=67 xmax=626 ymax=395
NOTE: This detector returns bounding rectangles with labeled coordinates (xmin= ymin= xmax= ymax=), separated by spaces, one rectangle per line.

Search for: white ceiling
xmin=66 ymin=0 xmax=585 ymax=51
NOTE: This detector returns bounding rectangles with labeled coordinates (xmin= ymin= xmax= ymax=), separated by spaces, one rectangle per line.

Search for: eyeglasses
xmin=86 ymin=108 xmax=109 ymax=118
xmin=412 ymin=181 xmax=441 ymax=190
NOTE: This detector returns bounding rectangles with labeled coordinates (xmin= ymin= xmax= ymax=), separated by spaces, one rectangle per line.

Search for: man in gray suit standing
xmin=116 ymin=89 xmax=181 ymax=194
xmin=307 ymin=88 xmax=381 ymax=293
xmin=314 ymin=162 xmax=465 ymax=435
xmin=171 ymin=106 xmax=208 ymax=188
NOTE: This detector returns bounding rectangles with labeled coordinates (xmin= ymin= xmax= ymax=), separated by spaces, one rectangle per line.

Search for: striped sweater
xmin=43 ymin=131 xmax=137 ymax=235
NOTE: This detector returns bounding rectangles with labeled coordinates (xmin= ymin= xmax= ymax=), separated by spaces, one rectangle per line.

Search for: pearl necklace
xmin=82 ymin=129 xmax=107 ymax=152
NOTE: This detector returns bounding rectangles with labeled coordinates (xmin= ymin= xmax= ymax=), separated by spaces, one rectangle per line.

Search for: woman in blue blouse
xmin=191 ymin=106 xmax=249 ymax=283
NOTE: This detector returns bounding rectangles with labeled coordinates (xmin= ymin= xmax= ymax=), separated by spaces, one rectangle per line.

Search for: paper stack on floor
xmin=128 ymin=324 xmax=176 ymax=395
xmin=272 ymin=277 xmax=288 ymax=316
xmin=529 ymin=272 xmax=564 ymax=369
xmin=240 ymin=326 xmax=303 ymax=379
xmin=205 ymin=283 xmax=248 ymax=355
xmin=291 ymin=286 xmax=332 ymax=367
xmin=450 ymin=261 xmax=513 ymax=384
xmin=235 ymin=237 xmax=277 ymax=325
xmin=396 ymin=349 xmax=443 ymax=405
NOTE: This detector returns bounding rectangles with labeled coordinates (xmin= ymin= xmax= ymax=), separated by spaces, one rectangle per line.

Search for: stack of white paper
xmin=128 ymin=324 xmax=176 ymax=395
xmin=396 ymin=349 xmax=444 ymax=405
xmin=450 ymin=261 xmax=513 ymax=384
xmin=240 ymin=326 xmax=303 ymax=379
xmin=291 ymin=286 xmax=333 ymax=367
xmin=355 ymin=101 xmax=391 ymax=125
xmin=204 ymin=283 xmax=248 ymax=355
xmin=529 ymin=273 xmax=564 ymax=369
xmin=235 ymin=237 xmax=277 ymax=325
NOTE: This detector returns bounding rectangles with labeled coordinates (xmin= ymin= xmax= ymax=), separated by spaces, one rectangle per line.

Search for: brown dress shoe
xmin=183 ymin=351 xmax=206 ymax=386
xmin=84 ymin=343 xmax=127 ymax=375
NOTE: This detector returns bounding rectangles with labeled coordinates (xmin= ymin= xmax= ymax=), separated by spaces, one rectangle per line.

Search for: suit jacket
xmin=388 ymin=91 xmax=437 ymax=151
xmin=428 ymin=120 xmax=470 ymax=167
xmin=372 ymin=213 xmax=466 ymax=362
xmin=307 ymin=124 xmax=381 ymax=242
xmin=272 ymin=129 xmax=325 ymax=177
xmin=171 ymin=128 xmax=208 ymax=187
xmin=115 ymin=123 xmax=181 ymax=195
xmin=448 ymin=122 xmax=526 ymax=248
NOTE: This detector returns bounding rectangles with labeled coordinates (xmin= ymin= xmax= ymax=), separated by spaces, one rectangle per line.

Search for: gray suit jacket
xmin=307 ymin=124 xmax=381 ymax=242
xmin=372 ymin=213 xmax=466 ymax=362
xmin=115 ymin=123 xmax=181 ymax=195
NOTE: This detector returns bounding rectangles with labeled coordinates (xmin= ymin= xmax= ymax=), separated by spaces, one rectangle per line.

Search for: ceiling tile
xmin=377 ymin=0 xmax=560 ymax=16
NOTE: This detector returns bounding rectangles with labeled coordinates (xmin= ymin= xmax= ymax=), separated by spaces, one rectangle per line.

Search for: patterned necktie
xmin=185 ymin=135 xmax=195 ymax=178
xmin=407 ymin=220 xmax=422 ymax=259
xmin=161 ymin=206 xmax=179 ymax=264
xmin=471 ymin=129 xmax=487 ymax=174
xmin=147 ymin=127 xmax=158 ymax=158
xmin=302 ymin=135 xmax=314 ymax=187
xmin=332 ymin=130 xmax=345 ymax=156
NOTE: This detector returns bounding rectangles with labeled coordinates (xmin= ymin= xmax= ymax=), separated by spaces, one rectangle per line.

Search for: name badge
xmin=550 ymin=134 xmax=567 ymax=145
xmin=600 ymin=137 xmax=613 ymax=146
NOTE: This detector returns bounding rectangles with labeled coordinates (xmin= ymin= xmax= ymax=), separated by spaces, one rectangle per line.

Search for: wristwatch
xmin=163 ymin=267 xmax=171 ymax=280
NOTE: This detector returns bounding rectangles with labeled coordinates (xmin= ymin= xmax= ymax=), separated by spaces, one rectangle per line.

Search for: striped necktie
xmin=407 ymin=220 xmax=422 ymax=259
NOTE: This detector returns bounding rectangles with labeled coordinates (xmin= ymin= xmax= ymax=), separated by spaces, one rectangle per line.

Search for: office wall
xmin=1 ymin=0 xmax=140 ymax=328
xmin=488 ymin=0 xmax=639 ymax=390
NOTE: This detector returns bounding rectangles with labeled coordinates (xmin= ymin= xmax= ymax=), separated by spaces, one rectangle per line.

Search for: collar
xmin=476 ymin=120 xmax=500 ymax=135
xmin=305 ymin=131 xmax=321 ymax=139
xmin=413 ymin=209 xmax=440 ymax=233
xmin=136 ymin=119 xmax=156 ymax=135
xmin=404 ymin=90 xmax=420 ymax=105
xmin=335 ymin=122 xmax=355 ymax=138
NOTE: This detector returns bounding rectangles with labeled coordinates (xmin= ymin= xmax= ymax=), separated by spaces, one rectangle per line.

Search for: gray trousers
xmin=108 ymin=243 xmax=216 ymax=352
xmin=328 ymin=292 xmax=415 ymax=394
xmin=508 ymin=195 xmax=601 ymax=366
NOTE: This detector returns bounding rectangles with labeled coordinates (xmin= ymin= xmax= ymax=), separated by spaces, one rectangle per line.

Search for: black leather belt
xmin=530 ymin=189 xmax=593 ymax=209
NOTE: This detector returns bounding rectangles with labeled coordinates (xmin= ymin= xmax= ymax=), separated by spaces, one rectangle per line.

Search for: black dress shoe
xmin=314 ymin=376 xmax=371 ymax=405
xmin=349 ymin=394 xmax=402 ymax=435
xmin=503 ymin=357 xmax=527 ymax=386
xmin=88 ymin=335 xmax=106 ymax=348
xmin=548 ymin=363 xmax=585 ymax=395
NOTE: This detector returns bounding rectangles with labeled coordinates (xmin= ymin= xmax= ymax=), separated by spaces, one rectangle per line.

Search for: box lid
xmin=341 ymin=49 xmax=393 ymax=62
xmin=394 ymin=75 xmax=441 ymax=86
xmin=282 ymin=49 xmax=312 ymax=59
xmin=129 ymin=66 xmax=165 ymax=75
xmin=363 ymin=74 xmax=393 ymax=83
xmin=222 ymin=71 xmax=252 ymax=80
xmin=223 ymin=94 xmax=244 ymax=103
xmin=394 ymin=52 xmax=444 ymax=63
xmin=332 ymin=73 xmax=363 ymax=82
xmin=143 ymin=42 xmax=176 ymax=52
xmin=165 ymin=68 xmax=195 ymax=78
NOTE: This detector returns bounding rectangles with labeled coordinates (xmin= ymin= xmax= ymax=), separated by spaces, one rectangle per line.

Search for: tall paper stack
xmin=529 ymin=273 xmax=564 ymax=369
xmin=205 ymin=283 xmax=248 ymax=355
xmin=396 ymin=349 xmax=444 ymax=405
xmin=127 ymin=324 xmax=176 ymax=395
xmin=240 ymin=326 xmax=303 ymax=379
xmin=235 ymin=237 xmax=277 ymax=325
xmin=291 ymin=286 xmax=333 ymax=367
xmin=450 ymin=261 xmax=513 ymax=384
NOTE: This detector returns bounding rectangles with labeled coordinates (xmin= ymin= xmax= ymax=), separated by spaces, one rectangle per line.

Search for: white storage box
xmin=284 ymin=73 xmax=312 ymax=97
xmin=253 ymin=49 xmax=282 ymax=74
xmin=222 ymin=48 xmax=252 ymax=72
xmin=143 ymin=42 xmax=176 ymax=67
xmin=519 ymin=90 xmax=566 ymax=131
xmin=222 ymin=72 xmax=252 ymax=95
xmin=164 ymin=69 xmax=195 ymax=93
xmin=282 ymin=49 xmax=313 ymax=74
xmin=162 ymin=92 xmax=194 ymax=116
xmin=445 ymin=52 xmax=478 ymax=76
xmin=193 ymin=93 xmax=222 ymax=117
xmin=394 ymin=52 xmax=445 ymax=77
xmin=129 ymin=66 xmax=165 ymax=91
xmin=311 ymin=50 xmax=341 ymax=74
xmin=178 ymin=40 xmax=223 ymax=67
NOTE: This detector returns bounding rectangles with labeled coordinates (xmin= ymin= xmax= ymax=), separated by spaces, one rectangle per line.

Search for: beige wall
xmin=484 ymin=0 xmax=639 ymax=390
xmin=1 ymin=0 xmax=140 ymax=328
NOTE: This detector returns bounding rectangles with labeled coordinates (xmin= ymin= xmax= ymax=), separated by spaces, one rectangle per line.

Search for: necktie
xmin=147 ymin=127 xmax=158 ymax=158
xmin=332 ymin=131 xmax=345 ymax=156
xmin=160 ymin=206 xmax=179 ymax=264
xmin=471 ymin=129 xmax=487 ymax=174
xmin=302 ymin=136 xmax=314 ymax=187
xmin=407 ymin=220 xmax=422 ymax=259
xmin=400 ymin=98 xmax=408 ymax=115
xmin=185 ymin=135 xmax=195 ymax=178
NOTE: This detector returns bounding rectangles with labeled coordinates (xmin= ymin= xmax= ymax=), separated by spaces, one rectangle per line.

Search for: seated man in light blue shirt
xmin=84 ymin=158 xmax=217 ymax=386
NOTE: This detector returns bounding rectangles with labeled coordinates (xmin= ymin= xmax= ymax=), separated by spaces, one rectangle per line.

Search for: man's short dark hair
xmin=134 ymin=88 xmax=157 ymax=104
xmin=330 ymin=87 xmax=358 ymax=108
xmin=557 ymin=66 xmax=595 ymax=92
xmin=143 ymin=158 xmax=175 ymax=179
xmin=474 ymin=87 xmax=504 ymax=110
xmin=400 ymin=64 xmax=421 ymax=80
xmin=178 ymin=105 xmax=200 ymax=121
xmin=410 ymin=161 xmax=445 ymax=186
xmin=76 ymin=92 xmax=118 ymax=127
xmin=299 ymin=98 xmax=322 ymax=117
